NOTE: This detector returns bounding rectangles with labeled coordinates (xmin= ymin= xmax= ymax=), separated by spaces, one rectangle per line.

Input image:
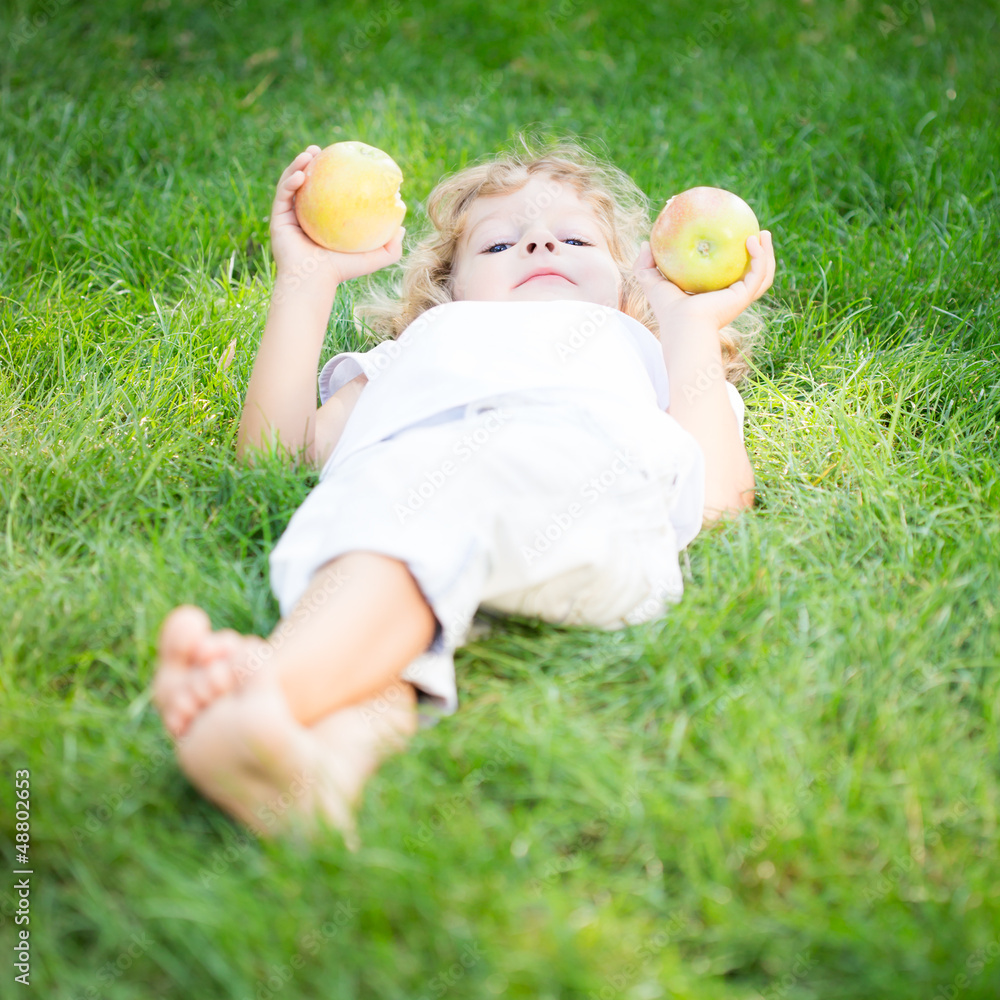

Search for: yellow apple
xmin=294 ymin=140 xmax=406 ymax=252
xmin=649 ymin=186 xmax=760 ymax=293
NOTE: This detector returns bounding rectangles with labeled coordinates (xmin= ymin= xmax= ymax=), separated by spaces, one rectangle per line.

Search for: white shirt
xmin=316 ymin=299 xmax=745 ymax=544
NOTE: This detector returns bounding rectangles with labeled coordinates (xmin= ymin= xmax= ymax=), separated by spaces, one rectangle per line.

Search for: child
xmin=152 ymin=135 xmax=775 ymax=843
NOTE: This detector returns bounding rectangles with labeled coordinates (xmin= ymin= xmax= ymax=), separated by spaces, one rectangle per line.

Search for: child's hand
xmin=269 ymin=146 xmax=405 ymax=290
xmin=632 ymin=231 xmax=775 ymax=333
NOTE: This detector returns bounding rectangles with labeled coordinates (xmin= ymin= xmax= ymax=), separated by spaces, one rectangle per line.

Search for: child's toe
xmin=206 ymin=659 xmax=238 ymax=696
xmin=159 ymin=605 xmax=213 ymax=667
xmin=173 ymin=686 xmax=203 ymax=728
xmin=186 ymin=670 xmax=217 ymax=708
xmin=194 ymin=627 xmax=243 ymax=667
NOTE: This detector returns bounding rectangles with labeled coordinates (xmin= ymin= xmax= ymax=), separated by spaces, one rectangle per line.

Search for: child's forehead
xmin=472 ymin=176 xmax=590 ymax=213
xmin=462 ymin=177 xmax=601 ymax=234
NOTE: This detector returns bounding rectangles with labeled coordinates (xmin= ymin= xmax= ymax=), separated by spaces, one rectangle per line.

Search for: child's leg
xmin=152 ymin=551 xmax=438 ymax=841
xmin=156 ymin=551 xmax=438 ymax=735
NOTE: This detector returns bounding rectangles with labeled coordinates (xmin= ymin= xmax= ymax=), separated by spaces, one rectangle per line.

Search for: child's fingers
xmin=360 ymin=226 xmax=406 ymax=266
xmin=633 ymin=241 xmax=654 ymax=271
xmin=279 ymin=146 xmax=318 ymax=182
xmin=340 ymin=227 xmax=406 ymax=280
xmin=374 ymin=229 xmax=405 ymax=270
xmin=272 ymin=147 xmax=321 ymax=210
xmin=760 ymin=230 xmax=776 ymax=293
xmin=278 ymin=164 xmax=307 ymax=199
xmin=738 ymin=232 xmax=773 ymax=300
xmin=633 ymin=241 xmax=687 ymax=306
xmin=270 ymin=172 xmax=309 ymax=226
xmin=751 ymin=231 xmax=775 ymax=298
xmin=387 ymin=225 xmax=405 ymax=260
xmin=632 ymin=242 xmax=661 ymax=283
xmin=633 ymin=241 xmax=672 ymax=285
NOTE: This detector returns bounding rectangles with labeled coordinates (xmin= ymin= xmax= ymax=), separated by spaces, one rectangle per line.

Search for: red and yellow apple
xmin=294 ymin=140 xmax=406 ymax=253
xmin=649 ymin=186 xmax=760 ymax=293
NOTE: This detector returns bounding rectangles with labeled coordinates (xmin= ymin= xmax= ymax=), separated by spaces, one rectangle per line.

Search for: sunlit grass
xmin=1 ymin=0 xmax=999 ymax=997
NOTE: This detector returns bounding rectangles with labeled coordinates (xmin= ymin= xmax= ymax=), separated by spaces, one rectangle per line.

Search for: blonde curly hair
xmin=354 ymin=132 xmax=759 ymax=384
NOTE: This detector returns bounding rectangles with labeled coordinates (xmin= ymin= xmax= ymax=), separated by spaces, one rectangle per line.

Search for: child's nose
xmin=524 ymin=232 xmax=557 ymax=253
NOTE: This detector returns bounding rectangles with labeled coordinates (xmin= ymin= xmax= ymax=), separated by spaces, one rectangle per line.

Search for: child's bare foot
xmin=174 ymin=667 xmax=360 ymax=844
xmin=153 ymin=605 xmax=246 ymax=738
xmin=152 ymin=605 xmax=419 ymax=845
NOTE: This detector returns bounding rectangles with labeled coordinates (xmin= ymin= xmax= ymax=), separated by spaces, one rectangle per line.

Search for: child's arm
xmin=237 ymin=146 xmax=404 ymax=466
xmin=311 ymin=371 xmax=368 ymax=469
xmin=633 ymin=232 xmax=775 ymax=523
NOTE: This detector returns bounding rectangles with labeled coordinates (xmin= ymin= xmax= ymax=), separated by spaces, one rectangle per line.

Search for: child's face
xmin=450 ymin=176 xmax=623 ymax=309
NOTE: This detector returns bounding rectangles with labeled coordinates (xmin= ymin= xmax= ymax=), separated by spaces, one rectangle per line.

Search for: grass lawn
xmin=2 ymin=0 xmax=999 ymax=997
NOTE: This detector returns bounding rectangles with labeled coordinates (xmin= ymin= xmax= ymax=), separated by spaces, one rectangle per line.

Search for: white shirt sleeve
xmin=318 ymin=340 xmax=403 ymax=404
xmin=318 ymin=355 xmax=364 ymax=403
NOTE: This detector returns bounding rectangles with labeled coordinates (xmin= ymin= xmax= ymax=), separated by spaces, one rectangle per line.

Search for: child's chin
xmin=507 ymin=287 xmax=620 ymax=310
xmin=510 ymin=285 xmax=583 ymax=301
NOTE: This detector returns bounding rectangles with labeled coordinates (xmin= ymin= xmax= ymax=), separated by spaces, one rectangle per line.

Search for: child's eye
xmin=483 ymin=237 xmax=591 ymax=253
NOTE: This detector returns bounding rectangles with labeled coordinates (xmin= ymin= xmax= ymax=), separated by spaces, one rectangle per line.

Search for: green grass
xmin=2 ymin=0 xmax=999 ymax=997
